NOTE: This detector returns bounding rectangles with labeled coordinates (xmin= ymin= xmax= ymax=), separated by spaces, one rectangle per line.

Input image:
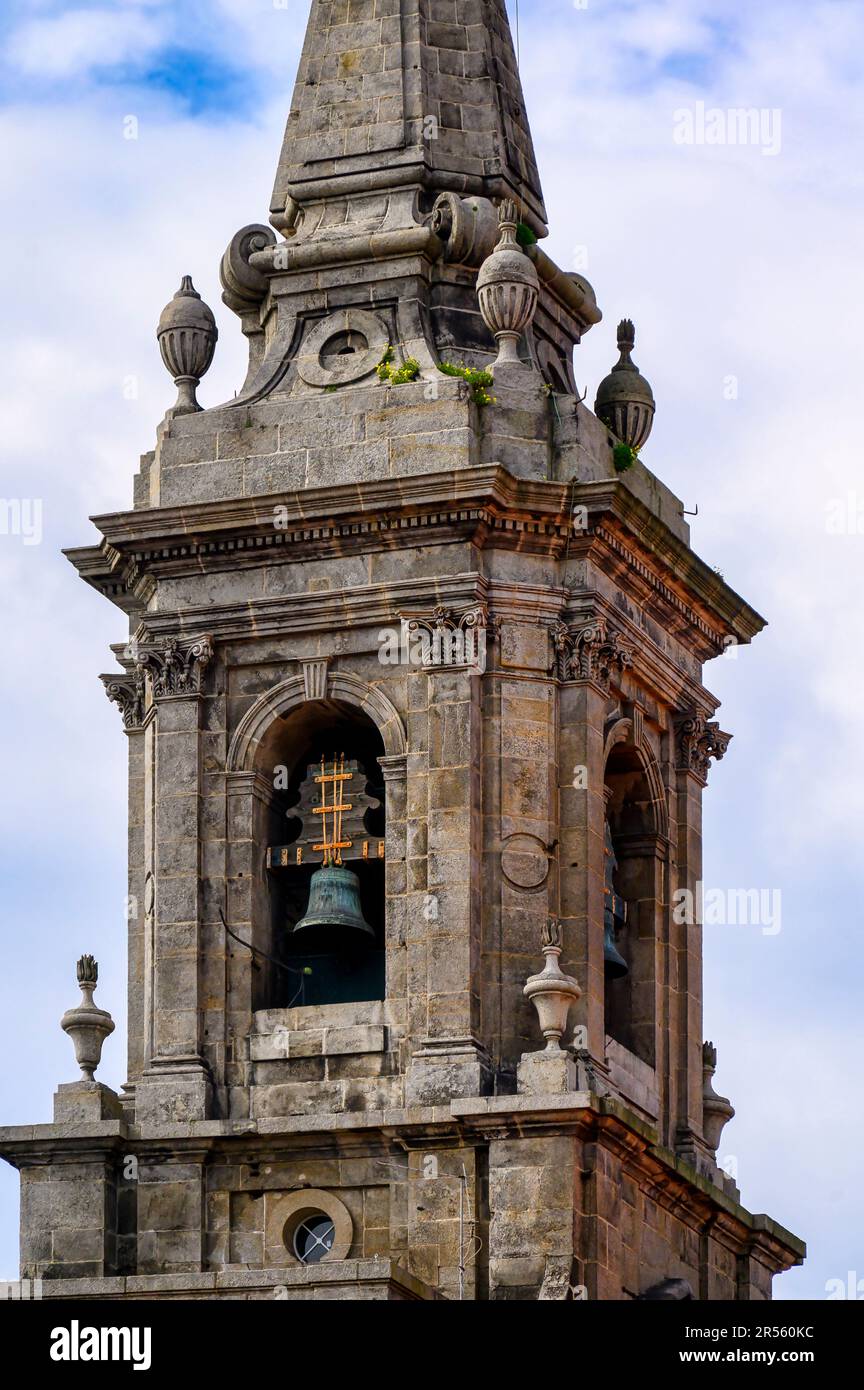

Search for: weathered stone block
xmin=516 ymin=1049 xmax=577 ymax=1096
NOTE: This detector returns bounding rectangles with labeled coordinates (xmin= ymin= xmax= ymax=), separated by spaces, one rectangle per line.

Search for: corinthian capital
xmin=675 ymin=712 xmax=732 ymax=784
xmin=399 ymin=604 xmax=493 ymax=671
xmin=100 ymin=672 xmax=146 ymax=730
xmin=550 ymin=619 xmax=633 ymax=689
xmin=136 ymin=634 xmax=213 ymax=700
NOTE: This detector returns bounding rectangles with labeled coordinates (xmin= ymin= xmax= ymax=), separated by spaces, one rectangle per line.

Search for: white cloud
xmin=6 ymin=6 xmax=164 ymax=78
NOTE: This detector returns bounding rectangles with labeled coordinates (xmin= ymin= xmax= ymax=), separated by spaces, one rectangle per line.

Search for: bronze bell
xmin=292 ymin=864 xmax=375 ymax=938
xmin=603 ymin=916 xmax=629 ymax=980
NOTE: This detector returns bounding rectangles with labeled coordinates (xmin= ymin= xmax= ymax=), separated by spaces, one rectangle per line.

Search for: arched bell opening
xmin=253 ymin=700 xmax=386 ymax=1011
xmin=603 ymin=740 xmax=665 ymax=1067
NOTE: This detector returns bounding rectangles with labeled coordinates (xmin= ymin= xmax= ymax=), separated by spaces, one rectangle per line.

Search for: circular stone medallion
xmin=501 ymin=833 xmax=550 ymax=890
xmin=297 ymin=308 xmax=390 ymax=387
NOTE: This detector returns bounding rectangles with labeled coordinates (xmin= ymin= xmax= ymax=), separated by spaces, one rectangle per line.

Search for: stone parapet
xmin=27 ymin=1259 xmax=441 ymax=1301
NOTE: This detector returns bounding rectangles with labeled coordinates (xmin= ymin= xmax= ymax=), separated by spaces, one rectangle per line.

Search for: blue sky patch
xmin=135 ymin=47 xmax=254 ymax=119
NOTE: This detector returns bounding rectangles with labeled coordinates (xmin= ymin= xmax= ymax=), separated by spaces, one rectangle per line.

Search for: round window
xmin=320 ymin=330 xmax=369 ymax=364
xmin=272 ymin=1188 xmax=353 ymax=1264
xmin=292 ymin=1213 xmax=336 ymax=1265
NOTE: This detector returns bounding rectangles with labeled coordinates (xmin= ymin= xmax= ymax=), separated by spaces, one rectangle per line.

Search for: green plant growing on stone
xmin=437 ymin=360 xmax=495 ymax=406
xmin=377 ymin=345 xmax=421 ymax=385
xmin=376 ymin=345 xmax=394 ymax=381
xmin=613 ymin=441 xmax=640 ymax=473
xmin=516 ymin=222 xmax=537 ymax=248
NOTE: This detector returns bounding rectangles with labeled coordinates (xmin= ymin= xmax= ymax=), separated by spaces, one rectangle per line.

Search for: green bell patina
xmin=293 ymin=863 xmax=375 ymax=938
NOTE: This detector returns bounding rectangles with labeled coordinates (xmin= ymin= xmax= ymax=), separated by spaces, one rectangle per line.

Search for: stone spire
xmin=270 ymin=0 xmax=547 ymax=237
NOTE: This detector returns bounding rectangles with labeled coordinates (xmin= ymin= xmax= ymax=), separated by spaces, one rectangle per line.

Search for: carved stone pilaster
xmin=548 ymin=620 xmax=571 ymax=681
xmin=100 ymin=671 xmax=146 ymax=731
xmin=675 ymin=712 xmax=732 ymax=785
xmin=136 ymin=634 xmax=213 ymax=700
xmin=549 ymin=619 xmax=633 ymax=690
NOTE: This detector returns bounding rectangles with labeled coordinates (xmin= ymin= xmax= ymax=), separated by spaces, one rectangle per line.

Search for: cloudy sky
xmin=0 ymin=0 xmax=861 ymax=1299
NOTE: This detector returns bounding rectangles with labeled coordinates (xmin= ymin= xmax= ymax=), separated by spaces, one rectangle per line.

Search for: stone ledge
xmin=32 ymin=1260 xmax=441 ymax=1301
xmin=250 ymin=1023 xmax=386 ymax=1063
xmin=253 ymin=999 xmax=393 ymax=1033
xmin=1 ymin=1098 xmax=804 ymax=1268
xmin=450 ymin=1091 xmax=595 ymax=1118
xmin=0 ymin=1120 xmax=127 ymax=1145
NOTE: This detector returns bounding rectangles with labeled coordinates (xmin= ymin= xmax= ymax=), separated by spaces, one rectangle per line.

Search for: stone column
xmin=222 ymin=769 xmax=275 ymax=1117
xmin=134 ymin=635 xmax=213 ymax=1125
xmin=101 ymin=662 xmax=150 ymax=1102
xmin=482 ymin=620 xmax=558 ymax=1075
xmin=379 ymin=753 xmax=408 ymax=1044
xmin=555 ymin=620 xmax=632 ymax=1071
xmin=672 ymin=711 xmax=731 ymax=1164
xmin=407 ymin=655 xmax=489 ymax=1104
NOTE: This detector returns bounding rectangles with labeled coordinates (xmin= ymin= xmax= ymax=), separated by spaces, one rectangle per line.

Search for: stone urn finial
xmin=157 ymin=275 xmax=218 ymax=417
xmin=60 ymin=956 xmax=115 ymax=1082
xmin=476 ymin=199 xmax=539 ymax=377
xmin=523 ymin=917 xmax=582 ymax=1052
xmin=702 ymin=1040 xmax=735 ymax=1152
xmin=594 ymin=318 xmax=656 ymax=450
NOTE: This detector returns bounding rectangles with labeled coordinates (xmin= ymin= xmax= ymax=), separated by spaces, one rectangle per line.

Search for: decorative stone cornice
xmin=100 ymin=672 xmax=146 ymax=731
xmin=550 ymin=618 xmax=633 ymax=690
xmin=675 ymin=712 xmax=732 ymax=784
xmin=68 ymin=467 xmax=766 ymax=662
xmin=136 ymin=634 xmax=213 ymax=700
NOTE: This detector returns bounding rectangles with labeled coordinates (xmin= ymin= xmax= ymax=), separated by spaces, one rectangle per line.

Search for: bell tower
xmin=0 ymin=0 xmax=803 ymax=1300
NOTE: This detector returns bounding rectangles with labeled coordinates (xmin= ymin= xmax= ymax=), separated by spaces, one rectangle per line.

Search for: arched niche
xmin=602 ymin=717 xmax=668 ymax=1065
xmin=227 ymin=671 xmax=407 ymax=773
xmin=225 ymin=673 xmax=407 ymax=1012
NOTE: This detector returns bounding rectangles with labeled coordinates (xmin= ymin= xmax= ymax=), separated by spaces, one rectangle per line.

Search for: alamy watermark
xmin=1 ymin=1278 xmax=42 ymax=1300
xmin=674 ymin=102 xmax=782 ymax=157
xmin=825 ymin=1272 xmax=864 ymax=1299
xmin=0 ymin=498 xmax=42 ymax=546
xmin=673 ymin=883 xmax=782 ymax=936
xmin=50 ymin=1322 xmax=151 ymax=1371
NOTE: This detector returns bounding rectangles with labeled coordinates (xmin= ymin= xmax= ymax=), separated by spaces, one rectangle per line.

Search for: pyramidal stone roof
xmin=270 ymin=0 xmax=548 ymax=236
